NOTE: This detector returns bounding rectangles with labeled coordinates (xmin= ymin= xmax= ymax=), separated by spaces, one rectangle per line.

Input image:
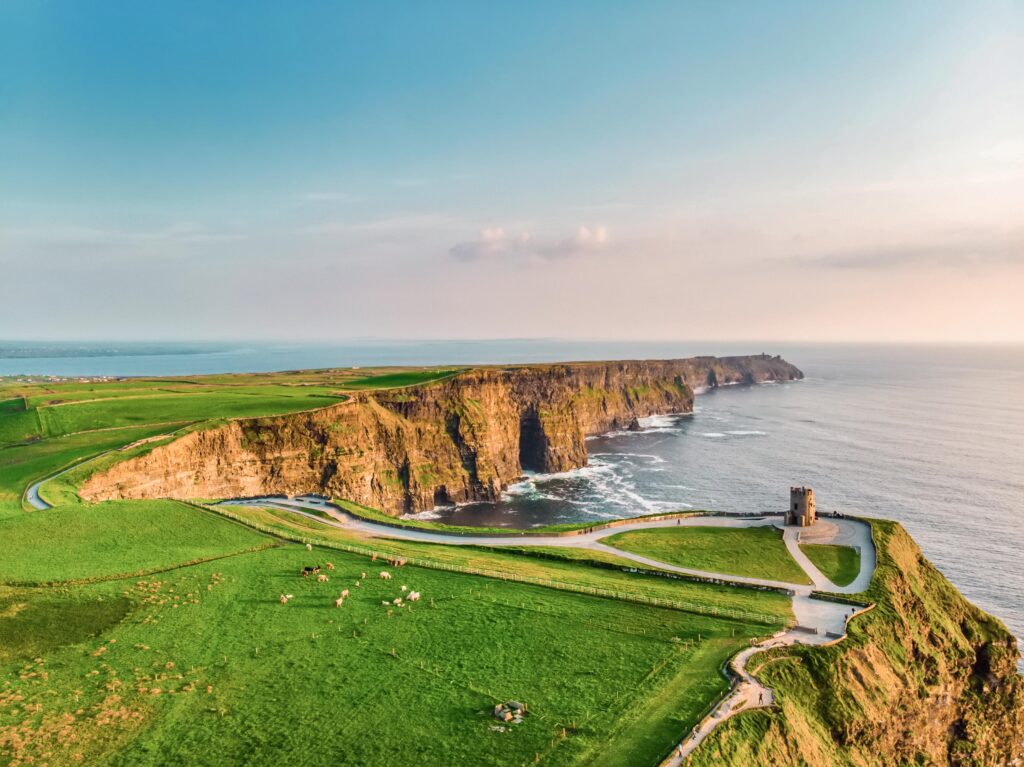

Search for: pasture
xmin=0 ymin=368 xmax=794 ymax=766
xmin=0 ymin=500 xmax=276 ymax=583
xmin=800 ymin=543 xmax=861 ymax=587
xmin=604 ymin=526 xmax=812 ymax=585
xmin=0 ymin=543 xmax=767 ymax=767
xmin=222 ymin=505 xmax=792 ymax=622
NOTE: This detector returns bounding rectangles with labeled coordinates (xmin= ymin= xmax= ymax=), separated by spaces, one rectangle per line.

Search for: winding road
xmin=222 ymin=495 xmax=876 ymax=764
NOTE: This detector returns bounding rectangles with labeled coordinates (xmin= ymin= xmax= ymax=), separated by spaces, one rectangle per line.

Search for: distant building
xmin=787 ymin=486 xmax=816 ymax=527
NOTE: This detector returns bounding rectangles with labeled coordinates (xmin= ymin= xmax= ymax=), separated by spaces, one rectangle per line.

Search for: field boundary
xmin=194 ymin=502 xmax=786 ymax=626
xmin=0 ymin=540 xmax=281 ymax=588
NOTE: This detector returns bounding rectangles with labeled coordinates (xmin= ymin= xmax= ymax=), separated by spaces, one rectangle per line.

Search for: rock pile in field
xmin=492 ymin=701 xmax=527 ymax=724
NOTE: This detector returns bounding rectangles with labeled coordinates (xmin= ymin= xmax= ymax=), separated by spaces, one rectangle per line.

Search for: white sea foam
xmin=725 ymin=430 xmax=767 ymax=436
xmin=402 ymin=508 xmax=447 ymax=521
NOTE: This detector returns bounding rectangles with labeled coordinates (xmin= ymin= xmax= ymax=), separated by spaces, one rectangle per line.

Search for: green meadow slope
xmin=1 ymin=366 xmax=1020 ymax=766
xmin=0 ymin=368 xmax=789 ymax=767
xmin=687 ymin=520 xmax=1024 ymax=766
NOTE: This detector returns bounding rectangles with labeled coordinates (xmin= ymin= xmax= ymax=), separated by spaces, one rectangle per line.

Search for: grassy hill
xmin=686 ymin=520 xmax=1024 ymax=765
xmin=0 ymin=367 xmax=791 ymax=766
xmin=604 ymin=526 xmax=812 ymax=585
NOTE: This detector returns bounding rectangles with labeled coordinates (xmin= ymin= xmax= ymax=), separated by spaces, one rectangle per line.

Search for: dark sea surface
xmin=3 ymin=340 xmax=1022 ymax=658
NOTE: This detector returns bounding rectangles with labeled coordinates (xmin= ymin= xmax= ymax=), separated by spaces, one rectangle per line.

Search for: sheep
xmin=382 ymin=601 xmax=391 ymax=606
xmin=392 ymin=597 xmax=403 ymax=606
xmin=317 ymin=574 xmax=329 ymax=583
xmin=279 ymin=594 xmax=294 ymax=604
xmin=306 ymin=543 xmax=312 ymax=551
xmin=354 ymin=581 xmax=361 ymax=588
xmin=361 ymin=572 xmax=367 ymax=579
xmin=334 ymin=597 xmax=345 ymax=608
xmin=340 ymin=589 xmax=350 ymax=599
xmin=379 ymin=571 xmax=392 ymax=580
xmin=325 ymin=562 xmax=335 ymax=571
xmin=400 ymin=585 xmax=407 ymax=592
xmin=407 ymin=591 xmax=421 ymax=602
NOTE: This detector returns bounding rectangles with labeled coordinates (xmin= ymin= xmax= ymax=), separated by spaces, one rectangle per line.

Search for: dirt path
xmin=222 ymin=496 xmax=874 ymax=765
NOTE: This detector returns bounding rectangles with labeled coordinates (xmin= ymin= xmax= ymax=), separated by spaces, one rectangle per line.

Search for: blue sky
xmin=2 ymin=1 xmax=1022 ymax=342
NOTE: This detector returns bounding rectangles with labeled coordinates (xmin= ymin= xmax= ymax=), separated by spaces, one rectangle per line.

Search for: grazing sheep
xmin=407 ymin=591 xmax=421 ymax=602
xmin=382 ymin=601 xmax=390 ymax=606
xmin=392 ymin=597 xmax=403 ymax=606
xmin=361 ymin=572 xmax=366 ymax=579
xmin=334 ymin=597 xmax=344 ymax=608
xmin=340 ymin=589 xmax=350 ymax=598
xmin=306 ymin=543 xmax=312 ymax=551
xmin=325 ymin=562 xmax=335 ymax=571
xmin=354 ymin=581 xmax=361 ymax=588
xmin=400 ymin=585 xmax=407 ymax=592
xmin=317 ymin=574 xmax=329 ymax=583
xmin=379 ymin=571 xmax=392 ymax=580
xmin=279 ymin=594 xmax=294 ymax=604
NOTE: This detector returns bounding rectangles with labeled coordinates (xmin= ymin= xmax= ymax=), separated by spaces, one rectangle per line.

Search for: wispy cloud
xmin=450 ymin=225 xmax=610 ymax=262
xmin=802 ymin=230 xmax=1024 ymax=271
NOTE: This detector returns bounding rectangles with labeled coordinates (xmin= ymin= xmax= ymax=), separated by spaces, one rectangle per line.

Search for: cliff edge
xmin=80 ymin=355 xmax=801 ymax=514
xmin=686 ymin=520 xmax=1024 ymax=766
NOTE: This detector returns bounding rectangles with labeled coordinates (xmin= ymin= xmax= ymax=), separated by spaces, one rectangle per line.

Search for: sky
xmin=1 ymin=1 xmax=1022 ymax=344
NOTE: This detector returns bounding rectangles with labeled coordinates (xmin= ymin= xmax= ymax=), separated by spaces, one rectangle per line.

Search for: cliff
xmin=80 ymin=355 xmax=801 ymax=514
xmin=686 ymin=520 xmax=1024 ymax=767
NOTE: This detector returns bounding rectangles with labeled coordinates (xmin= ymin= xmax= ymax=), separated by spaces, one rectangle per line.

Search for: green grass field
xmin=0 ymin=501 xmax=277 ymax=583
xmin=604 ymin=526 xmax=812 ymax=585
xmin=222 ymin=505 xmax=792 ymax=622
xmin=0 ymin=522 xmax=775 ymax=766
xmin=338 ymin=368 xmax=464 ymax=390
xmin=0 ymin=367 xmax=796 ymax=766
xmin=800 ymin=543 xmax=861 ymax=587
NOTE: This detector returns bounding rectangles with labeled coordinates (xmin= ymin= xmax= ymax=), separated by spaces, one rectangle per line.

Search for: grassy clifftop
xmin=687 ymin=519 xmax=1024 ymax=766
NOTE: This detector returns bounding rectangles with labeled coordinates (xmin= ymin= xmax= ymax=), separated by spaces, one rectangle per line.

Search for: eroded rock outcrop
xmin=81 ymin=355 xmax=801 ymax=514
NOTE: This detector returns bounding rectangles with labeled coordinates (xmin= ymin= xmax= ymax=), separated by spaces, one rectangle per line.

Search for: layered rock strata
xmin=81 ymin=355 xmax=802 ymax=514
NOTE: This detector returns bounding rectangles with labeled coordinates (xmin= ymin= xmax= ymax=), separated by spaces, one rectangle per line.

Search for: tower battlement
xmin=787 ymin=486 xmax=816 ymax=527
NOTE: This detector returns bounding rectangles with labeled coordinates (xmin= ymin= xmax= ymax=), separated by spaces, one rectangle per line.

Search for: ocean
xmin=3 ymin=340 xmax=1022 ymax=657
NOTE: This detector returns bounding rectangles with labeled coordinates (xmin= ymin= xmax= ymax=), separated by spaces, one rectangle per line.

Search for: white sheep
xmin=400 ymin=585 xmax=407 ymax=592
xmin=279 ymin=594 xmax=294 ymax=604
xmin=354 ymin=581 xmax=361 ymax=587
xmin=317 ymin=574 xmax=329 ymax=583
xmin=407 ymin=591 xmax=421 ymax=602
xmin=334 ymin=597 xmax=344 ymax=608
xmin=379 ymin=571 xmax=392 ymax=580
xmin=360 ymin=572 xmax=367 ymax=579
xmin=340 ymin=589 xmax=350 ymax=599
xmin=305 ymin=543 xmax=312 ymax=551
xmin=382 ymin=601 xmax=390 ymax=606
xmin=392 ymin=597 xmax=403 ymax=606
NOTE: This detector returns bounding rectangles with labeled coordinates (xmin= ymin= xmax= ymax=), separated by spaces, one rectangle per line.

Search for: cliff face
xmin=687 ymin=520 xmax=1024 ymax=767
xmin=80 ymin=355 xmax=801 ymax=514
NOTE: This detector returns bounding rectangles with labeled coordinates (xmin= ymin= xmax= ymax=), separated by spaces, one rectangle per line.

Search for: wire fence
xmin=194 ymin=502 xmax=784 ymax=626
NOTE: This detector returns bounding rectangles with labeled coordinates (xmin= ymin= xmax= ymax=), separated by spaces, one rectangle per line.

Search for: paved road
xmin=223 ymin=495 xmax=876 ymax=765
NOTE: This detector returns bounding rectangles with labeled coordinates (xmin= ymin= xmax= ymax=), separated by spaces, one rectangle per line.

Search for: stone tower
xmin=787 ymin=486 xmax=816 ymax=527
